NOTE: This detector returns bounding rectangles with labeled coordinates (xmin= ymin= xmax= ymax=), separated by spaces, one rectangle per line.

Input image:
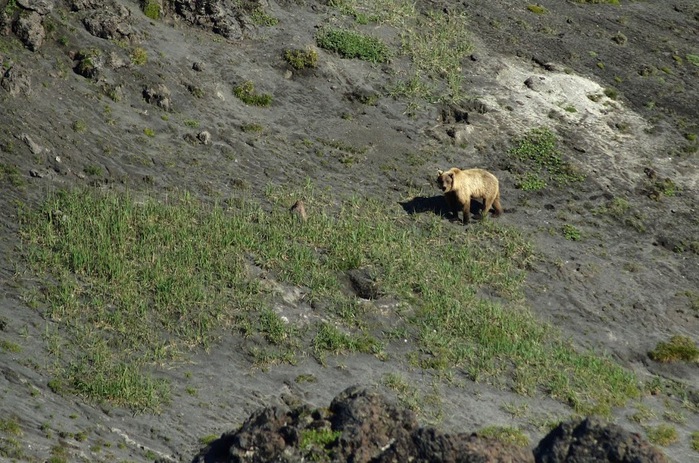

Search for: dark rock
xmin=16 ymin=0 xmax=53 ymax=15
xmin=1 ymin=65 xmax=32 ymax=96
xmin=13 ymin=11 xmax=45 ymax=51
xmin=191 ymin=388 xmax=669 ymax=463
xmin=82 ymin=3 xmax=133 ymax=41
xmin=143 ymin=84 xmax=172 ymax=111
xmin=524 ymin=76 xmax=545 ymax=92
xmin=346 ymin=268 xmax=381 ymax=300
xmin=534 ymin=417 xmax=668 ymax=463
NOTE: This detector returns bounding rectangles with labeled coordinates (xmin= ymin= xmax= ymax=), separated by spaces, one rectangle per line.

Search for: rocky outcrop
xmin=191 ymin=387 xmax=667 ymax=463
xmin=534 ymin=417 xmax=668 ymax=463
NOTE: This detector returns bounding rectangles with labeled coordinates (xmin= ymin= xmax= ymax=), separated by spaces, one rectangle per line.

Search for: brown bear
xmin=436 ymin=167 xmax=503 ymax=224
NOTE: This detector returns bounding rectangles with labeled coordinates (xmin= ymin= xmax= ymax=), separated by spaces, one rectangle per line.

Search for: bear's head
xmin=436 ymin=170 xmax=454 ymax=192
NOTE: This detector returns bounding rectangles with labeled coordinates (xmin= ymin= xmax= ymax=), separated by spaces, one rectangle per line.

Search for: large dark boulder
xmin=191 ymin=387 xmax=667 ymax=463
xmin=534 ymin=417 xmax=668 ymax=463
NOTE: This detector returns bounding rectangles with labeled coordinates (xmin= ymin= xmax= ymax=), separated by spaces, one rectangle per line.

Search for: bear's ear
xmin=437 ymin=170 xmax=443 ymax=176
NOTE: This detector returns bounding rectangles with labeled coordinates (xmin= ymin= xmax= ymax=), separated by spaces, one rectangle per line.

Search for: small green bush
xmin=130 ymin=47 xmax=148 ymax=66
xmin=562 ymin=224 xmax=581 ymax=241
xmin=142 ymin=1 xmax=160 ymax=20
xmin=315 ymin=27 xmax=390 ymax=63
xmin=284 ymin=48 xmax=318 ymax=70
xmin=648 ymin=335 xmax=699 ymax=363
xmin=233 ymin=81 xmax=273 ymax=107
xmin=646 ymin=424 xmax=679 ymax=446
xmin=527 ymin=4 xmax=547 ymax=14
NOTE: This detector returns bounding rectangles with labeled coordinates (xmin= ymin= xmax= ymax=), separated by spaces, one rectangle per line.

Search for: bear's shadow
xmin=399 ymin=195 xmax=486 ymax=221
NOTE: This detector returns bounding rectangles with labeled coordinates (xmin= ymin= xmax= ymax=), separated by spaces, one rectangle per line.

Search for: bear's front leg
xmin=462 ymin=198 xmax=471 ymax=224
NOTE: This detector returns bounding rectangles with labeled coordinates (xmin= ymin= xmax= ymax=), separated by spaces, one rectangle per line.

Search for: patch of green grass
xmin=604 ymin=87 xmax=619 ymax=100
xmin=383 ymin=372 xmax=421 ymax=412
xmin=315 ymin=27 xmax=390 ymax=63
xmin=0 ymin=339 xmax=21 ymax=353
xmin=299 ymin=428 xmax=341 ymax=459
xmin=507 ymin=128 xmax=586 ymax=190
xmin=72 ymin=120 xmax=87 ymax=133
xmin=130 ymin=47 xmax=148 ymax=66
xmin=233 ymin=81 xmax=273 ymax=107
xmin=0 ymin=437 xmax=23 ymax=459
xmin=687 ymin=54 xmax=699 ymax=67
xmin=83 ymin=165 xmax=102 ymax=176
xmin=399 ymin=10 xmax=473 ymax=103
xmin=19 ymin=187 xmax=639 ymax=414
xmin=199 ymin=434 xmax=219 ymax=446
xmin=250 ymin=8 xmax=278 ymax=26
xmin=142 ymin=0 xmax=160 ymax=20
xmin=241 ymin=123 xmax=264 ymax=133
xmin=143 ymin=128 xmax=155 ymax=137
xmin=478 ymin=426 xmax=529 ymax=446
xmin=691 ymin=431 xmax=699 ymax=451
xmin=0 ymin=163 xmax=24 ymax=187
xmin=284 ymin=48 xmax=318 ymax=70
xmin=184 ymin=119 xmax=199 ymax=128
xmin=561 ymin=224 xmax=581 ymax=241
xmin=648 ymin=335 xmax=699 ymax=363
xmin=0 ymin=417 xmax=22 ymax=436
xmin=646 ymin=424 xmax=679 ymax=446
xmin=527 ymin=4 xmax=547 ymax=14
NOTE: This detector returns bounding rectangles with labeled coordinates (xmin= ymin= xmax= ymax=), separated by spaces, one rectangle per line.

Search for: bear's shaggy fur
xmin=436 ymin=167 xmax=503 ymax=224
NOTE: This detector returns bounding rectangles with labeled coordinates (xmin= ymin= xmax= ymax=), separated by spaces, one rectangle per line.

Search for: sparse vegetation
xmin=315 ymin=27 xmax=390 ymax=63
xmin=478 ymin=425 xmax=529 ymax=446
xmin=233 ymin=81 xmax=273 ymax=107
xmin=72 ymin=120 xmax=87 ymax=133
xmin=562 ymin=224 xmax=581 ymax=241
xmin=648 ymin=335 xmax=699 ymax=363
xmin=687 ymin=54 xmax=699 ymax=67
xmin=130 ymin=47 xmax=148 ymax=66
xmin=646 ymin=424 xmax=679 ymax=446
xmin=527 ymin=4 xmax=547 ymax=14
xmin=142 ymin=0 xmax=160 ymax=20
xmin=691 ymin=431 xmax=699 ymax=451
xmin=284 ymin=48 xmax=318 ymax=70
xmin=299 ymin=428 xmax=341 ymax=459
xmin=0 ymin=163 xmax=24 ymax=187
xmin=18 ymin=187 xmax=640 ymax=414
xmin=507 ymin=127 xmax=586 ymax=191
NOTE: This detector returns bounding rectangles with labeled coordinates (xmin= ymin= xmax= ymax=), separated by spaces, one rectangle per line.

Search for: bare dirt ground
xmin=0 ymin=0 xmax=697 ymax=462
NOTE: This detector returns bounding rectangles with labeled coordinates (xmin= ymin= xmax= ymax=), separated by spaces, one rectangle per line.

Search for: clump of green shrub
xmin=507 ymin=127 xmax=585 ymax=191
xmin=527 ymin=4 xmax=547 ymax=14
xmin=315 ymin=27 xmax=390 ymax=63
xmin=233 ymin=81 xmax=273 ymax=107
xmin=284 ymin=48 xmax=318 ymax=70
xmin=646 ymin=424 xmax=679 ymax=446
xmin=141 ymin=0 xmax=160 ymax=20
xmin=648 ymin=335 xmax=699 ymax=363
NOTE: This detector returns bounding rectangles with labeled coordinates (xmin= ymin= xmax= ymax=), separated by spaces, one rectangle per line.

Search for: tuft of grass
xmin=648 ymin=335 xmax=699 ymax=363
xmin=0 ymin=339 xmax=21 ymax=353
xmin=284 ymin=48 xmax=318 ymax=70
xmin=527 ymin=4 xmax=547 ymax=14
xmin=691 ymin=431 xmax=699 ymax=451
xmin=72 ymin=120 xmax=87 ymax=133
xmin=299 ymin=428 xmax=341 ymax=459
xmin=241 ymin=123 xmax=264 ymax=133
xmin=142 ymin=0 xmax=160 ymax=20
xmin=604 ymin=87 xmax=619 ymax=100
xmin=315 ymin=27 xmax=390 ymax=63
xmin=0 ymin=163 xmax=24 ymax=187
xmin=478 ymin=426 xmax=529 ymax=446
xmin=130 ymin=47 xmax=148 ymax=66
xmin=199 ymin=434 xmax=219 ymax=446
xmin=143 ymin=128 xmax=155 ymax=137
xmin=561 ymin=224 xmax=581 ymax=241
xmin=83 ymin=165 xmax=102 ymax=176
xmin=646 ymin=424 xmax=679 ymax=446
xmin=0 ymin=417 xmax=22 ymax=436
xmin=507 ymin=128 xmax=585 ymax=191
xmin=250 ymin=8 xmax=278 ymax=26
xmin=233 ymin=81 xmax=273 ymax=107
xmin=19 ymin=187 xmax=640 ymax=414
xmin=686 ymin=54 xmax=699 ymax=67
